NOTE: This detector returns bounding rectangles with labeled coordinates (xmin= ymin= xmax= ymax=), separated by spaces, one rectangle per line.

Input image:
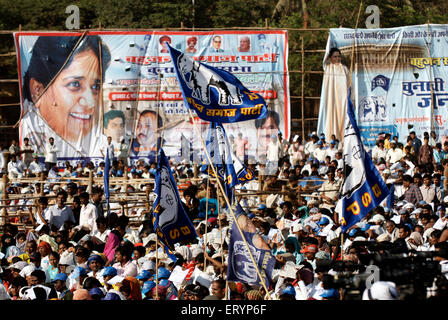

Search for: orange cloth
xmin=123 ymin=277 xmax=142 ymax=300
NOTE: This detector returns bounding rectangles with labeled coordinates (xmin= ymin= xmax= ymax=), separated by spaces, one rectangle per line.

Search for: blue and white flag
xmin=104 ymin=150 xmax=111 ymax=218
xmin=153 ymin=148 xmax=197 ymax=249
xmin=227 ymin=204 xmax=275 ymax=288
xmin=386 ymin=184 xmax=395 ymax=212
xmin=338 ymin=89 xmax=390 ymax=233
xmin=200 ymin=122 xmax=254 ymax=202
xmin=168 ymin=44 xmax=268 ymax=123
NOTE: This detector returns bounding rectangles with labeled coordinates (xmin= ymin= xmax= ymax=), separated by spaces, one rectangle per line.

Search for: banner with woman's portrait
xmin=14 ymin=31 xmax=289 ymax=166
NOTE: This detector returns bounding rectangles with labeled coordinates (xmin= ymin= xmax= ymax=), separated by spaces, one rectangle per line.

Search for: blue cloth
xmin=198 ymin=198 xmax=218 ymax=218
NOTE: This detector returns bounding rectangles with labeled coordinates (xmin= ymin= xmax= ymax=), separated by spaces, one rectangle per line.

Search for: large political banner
xmin=14 ymin=31 xmax=289 ymax=167
xmin=318 ymin=24 xmax=448 ymax=149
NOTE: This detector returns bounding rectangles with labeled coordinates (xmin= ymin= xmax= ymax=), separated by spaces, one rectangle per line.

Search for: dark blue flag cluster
xmin=338 ymin=89 xmax=390 ymax=233
xmin=200 ymin=122 xmax=255 ymax=203
xmin=168 ymin=44 xmax=268 ymax=123
xmin=153 ymin=148 xmax=198 ymax=250
xmin=227 ymin=204 xmax=275 ymax=288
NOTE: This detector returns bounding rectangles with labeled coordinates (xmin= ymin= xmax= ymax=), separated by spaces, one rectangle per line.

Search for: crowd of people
xmin=0 ymin=128 xmax=448 ymax=301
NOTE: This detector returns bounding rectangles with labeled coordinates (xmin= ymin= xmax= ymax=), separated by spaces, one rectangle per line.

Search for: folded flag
xmin=153 ymin=148 xmax=198 ymax=250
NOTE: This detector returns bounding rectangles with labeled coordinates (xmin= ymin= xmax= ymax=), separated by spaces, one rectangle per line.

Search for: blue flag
xmin=338 ymin=89 xmax=390 ymax=233
xmin=104 ymin=150 xmax=111 ymax=218
xmin=227 ymin=204 xmax=275 ymax=288
xmin=386 ymin=184 xmax=395 ymax=212
xmin=200 ymin=122 xmax=254 ymax=203
xmin=168 ymin=44 xmax=268 ymax=123
xmin=153 ymin=148 xmax=197 ymax=250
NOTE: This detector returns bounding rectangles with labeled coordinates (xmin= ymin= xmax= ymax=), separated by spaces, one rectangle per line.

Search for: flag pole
xmin=186 ymin=109 xmax=271 ymax=298
xmin=155 ymin=238 xmax=159 ymax=300
xmin=217 ymin=187 xmax=225 ymax=280
xmin=204 ymin=176 xmax=210 ymax=270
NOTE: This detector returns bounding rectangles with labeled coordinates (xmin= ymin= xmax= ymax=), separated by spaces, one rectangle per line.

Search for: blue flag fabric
xmin=227 ymin=204 xmax=275 ymax=288
xmin=200 ymin=122 xmax=255 ymax=203
xmin=168 ymin=44 xmax=268 ymax=123
xmin=339 ymin=89 xmax=390 ymax=233
xmin=153 ymin=148 xmax=197 ymax=250
xmin=386 ymin=184 xmax=395 ymax=212
xmin=104 ymin=150 xmax=111 ymax=218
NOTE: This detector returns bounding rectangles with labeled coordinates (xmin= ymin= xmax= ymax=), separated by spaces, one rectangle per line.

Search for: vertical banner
xmin=318 ymin=25 xmax=448 ymax=149
xmin=15 ymin=31 xmax=289 ymax=166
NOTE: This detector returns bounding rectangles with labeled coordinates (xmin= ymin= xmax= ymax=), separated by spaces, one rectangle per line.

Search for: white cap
xmin=107 ymin=275 xmax=125 ymax=285
xmin=368 ymin=214 xmax=386 ymax=224
xmin=19 ymin=264 xmax=36 ymax=278
xmin=362 ymin=281 xmax=399 ymax=300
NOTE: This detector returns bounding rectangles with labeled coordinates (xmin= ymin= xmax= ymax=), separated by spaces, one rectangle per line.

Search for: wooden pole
xmin=88 ymin=170 xmax=93 ymax=194
xmin=145 ymin=186 xmax=150 ymax=211
xmin=426 ymin=21 xmax=435 ymax=135
xmin=39 ymin=172 xmax=44 ymax=196
xmin=1 ymin=174 xmax=8 ymax=225
xmin=203 ymin=176 xmax=210 ymax=270
xmin=301 ymin=36 xmax=305 ymax=141
xmin=124 ymin=166 xmax=129 ymax=216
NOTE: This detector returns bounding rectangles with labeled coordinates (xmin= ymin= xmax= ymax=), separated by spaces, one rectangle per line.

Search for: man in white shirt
xmin=44 ymin=137 xmax=59 ymax=171
xmin=325 ymin=141 xmax=338 ymax=161
xmin=7 ymin=154 xmax=26 ymax=180
xmin=77 ymin=192 xmax=99 ymax=235
xmin=372 ymin=139 xmax=387 ymax=163
xmin=304 ymin=135 xmax=318 ymax=157
xmin=21 ymin=137 xmax=35 ymax=168
xmin=101 ymin=136 xmax=116 ymax=161
xmin=313 ymin=141 xmax=327 ymax=163
xmin=386 ymin=141 xmax=404 ymax=165
xmin=28 ymin=154 xmax=45 ymax=177
xmin=46 ymin=191 xmax=76 ymax=231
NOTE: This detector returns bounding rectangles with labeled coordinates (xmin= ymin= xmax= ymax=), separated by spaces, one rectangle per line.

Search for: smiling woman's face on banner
xmin=31 ymin=49 xmax=101 ymax=143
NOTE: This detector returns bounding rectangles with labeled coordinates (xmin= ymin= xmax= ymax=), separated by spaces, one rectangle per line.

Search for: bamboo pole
xmin=1 ymin=174 xmax=8 ymax=224
xmin=426 ymin=21 xmax=435 ymax=135
xmin=203 ymin=176 xmax=210 ymax=270
xmin=301 ymin=36 xmax=305 ymax=141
